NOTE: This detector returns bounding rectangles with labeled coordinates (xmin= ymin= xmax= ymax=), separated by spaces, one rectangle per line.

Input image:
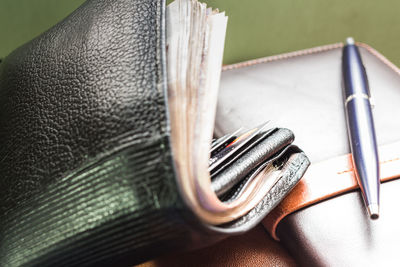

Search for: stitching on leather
xmin=269 ymin=159 xmax=400 ymax=240
xmin=336 ymin=157 xmax=400 ymax=175
xmin=356 ymin=42 xmax=400 ymax=76
xmin=221 ymin=43 xmax=343 ymax=71
xmin=221 ymin=42 xmax=400 ymax=79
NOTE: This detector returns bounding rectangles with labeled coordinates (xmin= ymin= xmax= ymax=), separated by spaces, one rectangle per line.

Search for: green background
xmin=1 ymin=0 xmax=399 ymax=66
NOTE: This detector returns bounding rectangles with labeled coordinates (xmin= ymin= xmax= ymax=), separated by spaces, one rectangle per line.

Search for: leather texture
xmin=216 ymin=43 xmax=400 ymax=266
xmin=0 ymin=0 xmax=186 ymax=266
xmin=216 ymin=44 xmax=400 ymax=163
xmin=0 ymin=0 xmax=309 ymax=266
xmin=217 ymin=148 xmax=308 ymax=231
xmin=264 ymin=141 xmax=400 ymax=240
xmin=278 ymin=179 xmax=400 ymax=267
xmin=140 ymin=225 xmax=296 ymax=267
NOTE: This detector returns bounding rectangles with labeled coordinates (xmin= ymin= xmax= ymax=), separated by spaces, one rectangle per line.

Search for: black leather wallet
xmin=0 ymin=1 xmax=309 ymax=266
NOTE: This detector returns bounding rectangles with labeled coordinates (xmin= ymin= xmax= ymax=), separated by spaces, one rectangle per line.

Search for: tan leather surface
xmin=264 ymin=141 xmax=400 ymax=240
xmin=139 ymin=225 xmax=296 ymax=267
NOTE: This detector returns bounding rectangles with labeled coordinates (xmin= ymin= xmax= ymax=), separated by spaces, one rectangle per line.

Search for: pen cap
xmin=342 ymin=43 xmax=371 ymax=99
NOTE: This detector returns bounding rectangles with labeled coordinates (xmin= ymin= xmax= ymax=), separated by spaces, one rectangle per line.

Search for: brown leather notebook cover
xmin=215 ymin=43 xmax=400 ymax=266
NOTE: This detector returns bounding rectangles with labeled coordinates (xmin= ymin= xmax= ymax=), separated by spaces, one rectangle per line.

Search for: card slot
xmin=220 ymin=144 xmax=296 ymax=202
xmin=210 ymin=126 xmax=276 ymax=177
xmin=211 ymin=128 xmax=294 ymax=196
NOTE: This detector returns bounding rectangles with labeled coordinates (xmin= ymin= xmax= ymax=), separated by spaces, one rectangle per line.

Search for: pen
xmin=342 ymin=37 xmax=380 ymax=219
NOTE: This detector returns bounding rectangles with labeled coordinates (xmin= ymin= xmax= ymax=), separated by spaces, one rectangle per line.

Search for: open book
xmin=166 ymin=0 xmax=304 ymax=225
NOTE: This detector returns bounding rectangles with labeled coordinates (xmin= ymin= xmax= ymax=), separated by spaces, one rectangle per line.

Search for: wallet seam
xmin=221 ymin=42 xmax=400 ymax=79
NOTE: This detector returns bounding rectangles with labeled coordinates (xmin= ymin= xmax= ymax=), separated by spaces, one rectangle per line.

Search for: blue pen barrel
xmin=342 ymin=42 xmax=370 ymax=98
xmin=342 ymin=40 xmax=380 ymax=217
xmin=345 ymin=97 xmax=380 ymax=209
